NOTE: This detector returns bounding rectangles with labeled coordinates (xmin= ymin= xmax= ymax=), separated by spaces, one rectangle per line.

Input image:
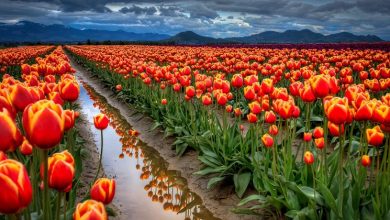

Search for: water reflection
xmin=79 ymin=80 xmax=219 ymax=220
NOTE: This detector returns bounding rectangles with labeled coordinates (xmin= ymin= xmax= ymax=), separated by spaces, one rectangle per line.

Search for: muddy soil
xmin=68 ymin=53 xmax=259 ymax=220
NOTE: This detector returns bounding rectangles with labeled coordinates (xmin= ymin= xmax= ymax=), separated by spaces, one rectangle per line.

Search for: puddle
xmin=78 ymin=79 xmax=219 ymax=220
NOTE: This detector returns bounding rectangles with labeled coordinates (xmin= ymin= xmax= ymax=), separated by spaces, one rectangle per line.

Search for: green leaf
xmin=234 ymin=172 xmax=252 ymax=198
xmin=207 ymin=176 xmax=225 ymax=189
xmin=317 ymin=181 xmax=339 ymax=217
xmin=298 ymin=186 xmax=324 ymax=206
xmin=237 ymin=194 xmax=266 ymax=206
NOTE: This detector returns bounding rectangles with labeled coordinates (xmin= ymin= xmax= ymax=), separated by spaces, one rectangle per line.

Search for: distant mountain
xmin=162 ymin=31 xmax=225 ymax=44
xmin=0 ymin=21 xmax=384 ymax=44
xmin=226 ymin=29 xmax=383 ymax=43
xmin=0 ymin=21 xmax=170 ymax=42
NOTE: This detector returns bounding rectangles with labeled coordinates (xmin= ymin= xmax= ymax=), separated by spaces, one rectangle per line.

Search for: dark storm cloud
xmin=119 ymin=5 xmax=157 ymax=15
xmin=3 ymin=0 xmax=390 ymax=39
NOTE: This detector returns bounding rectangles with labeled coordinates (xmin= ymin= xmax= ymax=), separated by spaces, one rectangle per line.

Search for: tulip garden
xmin=0 ymin=44 xmax=389 ymax=220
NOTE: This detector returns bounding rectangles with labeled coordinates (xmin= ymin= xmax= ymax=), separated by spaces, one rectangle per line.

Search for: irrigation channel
xmin=77 ymin=74 xmax=219 ymax=219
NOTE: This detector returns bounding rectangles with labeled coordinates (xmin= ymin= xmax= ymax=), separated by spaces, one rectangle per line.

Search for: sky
xmin=0 ymin=0 xmax=389 ymax=40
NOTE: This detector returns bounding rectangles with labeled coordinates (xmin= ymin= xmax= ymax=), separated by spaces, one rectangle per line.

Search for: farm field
xmin=0 ymin=43 xmax=389 ymax=220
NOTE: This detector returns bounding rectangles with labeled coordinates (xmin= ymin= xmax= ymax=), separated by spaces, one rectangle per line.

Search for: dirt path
xmin=67 ymin=53 xmax=259 ymax=220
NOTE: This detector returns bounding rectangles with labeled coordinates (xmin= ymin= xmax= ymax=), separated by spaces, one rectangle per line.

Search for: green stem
xmin=41 ymin=149 xmax=49 ymax=220
xmin=56 ymin=192 xmax=63 ymax=220
xmin=338 ymin=125 xmax=345 ymax=218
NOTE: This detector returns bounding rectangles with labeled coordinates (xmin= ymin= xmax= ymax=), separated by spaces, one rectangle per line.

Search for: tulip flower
xmin=304 ymin=151 xmax=314 ymax=165
xmin=366 ymin=126 xmax=384 ymax=147
xmin=225 ymin=105 xmax=233 ymax=113
xmin=22 ymin=100 xmax=65 ymax=149
xmin=234 ymin=108 xmax=242 ymax=117
xmin=59 ymin=79 xmax=80 ymax=102
xmin=324 ymin=97 xmax=349 ymax=125
xmin=73 ymin=200 xmax=107 ymax=220
xmin=9 ymin=84 xmax=38 ymax=111
xmin=248 ymin=101 xmax=261 ymax=114
xmin=328 ymin=121 xmax=344 ymax=137
xmin=300 ymin=85 xmax=316 ymax=102
xmin=64 ymin=109 xmax=76 ymax=131
xmin=264 ymin=111 xmax=276 ymax=124
xmin=303 ymin=132 xmax=312 ymax=142
xmin=94 ymin=113 xmax=109 ymax=130
xmin=372 ymin=104 xmax=390 ymax=125
xmin=361 ymin=155 xmax=371 ymax=167
xmin=90 ymin=178 xmax=116 ymax=204
xmin=41 ymin=150 xmax=75 ymax=192
xmin=0 ymin=151 xmax=7 ymax=161
xmin=261 ymin=78 xmax=274 ymax=94
xmin=0 ymin=159 xmax=32 ymax=214
xmin=0 ymin=110 xmax=23 ymax=152
xmin=48 ymin=92 xmax=64 ymax=106
xmin=314 ymin=138 xmax=325 ymax=149
xmin=247 ymin=113 xmax=257 ymax=123
xmin=261 ymin=134 xmax=274 ymax=148
xmin=231 ymin=74 xmax=243 ymax=88
xmin=216 ymin=93 xmax=228 ymax=106
xmin=19 ymin=138 xmax=33 ymax=156
xmin=268 ymin=125 xmax=278 ymax=136
xmin=313 ymin=127 xmax=324 ymax=138
xmin=115 ymin=84 xmax=122 ymax=91
xmin=185 ymin=86 xmax=195 ymax=98
xmin=244 ymin=86 xmax=256 ymax=101
xmin=161 ymin=99 xmax=167 ymax=105
xmin=201 ymin=95 xmax=212 ymax=106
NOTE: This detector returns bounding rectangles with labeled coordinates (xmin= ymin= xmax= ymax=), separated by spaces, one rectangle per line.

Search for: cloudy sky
xmin=1 ymin=0 xmax=389 ymax=39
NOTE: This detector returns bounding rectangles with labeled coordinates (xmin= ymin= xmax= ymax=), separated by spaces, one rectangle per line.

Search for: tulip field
xmin=0 ymin=44 xmax=389 ymax=220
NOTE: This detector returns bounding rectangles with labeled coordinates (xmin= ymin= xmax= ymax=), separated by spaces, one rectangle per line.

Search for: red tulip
xmin=59 ymin=79 xmax=79 ymax=102
xmin=313 ymin=127 xmax=324 ymax=138
xmin=0 ymin=110 xmax=23 ymax=152
xmin=0 ymin=159 xmax=32 ymax=214
xmin=216 ymin=93 xmax=228 ymax=106
xmin=201 ymin=95 xmax=212 ymax=106
xmin=268 ymin=125 xmax=278 ymax=136
xmin=115 ymin=84 xmax=122 ymax=91
xmin=90 ymin=178 xmax=116 ymax=204
xmin=244 ymin=86 xmax=256 ymax=101
xmin=264 ymin=111 xmax=276 ymax=124
xmin=261 ymin=134 xmax=274 ymax=148
xmin=231 ymin=74 xmax=243 ymax=88
xmin=185 ymin=86 xmax=195 ymax=98
xmin=94 ymin=113 xmax=109 ymax=130
xmin=9 ymin=84 xmax=38 ymax=111
xmin=161 ymin=99 xmax=167 ymax=105
xmin=19 ymin=138 xmax=33 ymax=156
xmin=303 ymin=132 xmax=312 ymax=142
xmin=64 ymin=110 xmax=76 ymax=131
xmin=304 ymin=151 xmax=314 ymax=165
xmin=0 ymin=151 xmax=7 ymax=161
xmin=22 ymin=100 xmax=65 ymax=149
xmin=248 ymin=101 xmax=261 ymax=114
xmin=225 ymin=105 xmax=233 ymax=113
xmin=324 ymin=97 xmax=349 ymax=125
xmin=261 ymin=78 xmax=274 ymax=94
xmin=314 ymin=138 xmax=325 ymax=149
xmin=247 ymin=113 xmax=257 ymax=123
xmin=361 ymin=155 xmax=371 ymax=167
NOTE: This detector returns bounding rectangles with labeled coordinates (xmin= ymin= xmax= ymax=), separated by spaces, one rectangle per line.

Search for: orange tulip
xmin=9 ymin=84 xmax=38 ymax=111
xmin=354 ymin=101 xmax=375 ymax=121
xmin=216 ymin=93 xmax=228 ymax=106
xmin=59 ymin=79 xmax=79 ymax=102
xmin=19 ymin=138 xmax=33 ymax=156
xmin=304 ymin=151 xmax=314 ymax=165
xmin=324 ymin=97 xmax=349 ymax=125
xmin=185 ymin=86 xmax=195 ymax=98
xmin=361 ymin=155 xmax=371 ymax=167
xmin=94 ymin=113 xmax=109 ymax=130
xmin=90 ymin=178 xmax=116 ymax=204
xmin=225 ymin=105 xmax=233 ymax=113
xmin=48 ymin=92 xmax=64 ymax=106
xmin=64 ymin=110 xmax=76 ymax=131
xmin=366 ymin=126 xmax=384 ymax=147
xmin=0 ymin=90 xmax=16 ymax=118
xmin=41 ymin=150 xmax=75 ymax=192
xmin=261 ymin=78 xmax=274 ymax=94
xmin=261 ymin=134 xmax=274 ymax=148
xmin=300 ymin=84 xmax=316 ymax=102
xmin=0 ymin=110 xmax=23 ymax=152
xmin=22 ymin=100 xmax=65 ymax=149
xmin=73 ymin=200 xmax=107 ymax=220
xmin=372 ymin=104 xmax=390 ymax=125
xmin=234 ymin=108 xmax=242 ymax=117
xmin=0 ymin=159 xmax=32 ymax=214
xmin=244 ymin=86 xmax=256 ymax=101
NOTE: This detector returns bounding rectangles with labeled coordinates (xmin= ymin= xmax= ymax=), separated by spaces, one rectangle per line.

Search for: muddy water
xmin=78 ymin=79 xmax=219 ymax=220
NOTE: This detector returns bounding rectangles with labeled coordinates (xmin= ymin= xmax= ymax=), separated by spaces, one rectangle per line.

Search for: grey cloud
xmin=119 ymin=5 xmax=157 ymax=15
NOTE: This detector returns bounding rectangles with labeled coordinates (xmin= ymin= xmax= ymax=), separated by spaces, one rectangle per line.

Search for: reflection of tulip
xmin=59 ymin=79 xmax=80 ymax=102
xmin=41 ymin=150 xmax=75 ymax=192
xmin=0 ymin=110 xmax=22 ymax=152
xmin=22 ymin=100 xmax=65 ymax=149
xmin=261 ymin=134 xmax=274 ymax=148
xmin=91 ymin=178 xmax=116 ymax=205
xmin=94 ymin=113 xmax=109 ymax=130
xmin=361 ymin=155 xmax=371 ymax=167
xmin=73 ymin=200 xmax=107 ymax=220
xmin=0 ymin=159 xmax=32 ymax=214
xmin=366 ymin=126 xmax=384 ymax=147
xmin=304 ymin=151 xmax=314 ymax=165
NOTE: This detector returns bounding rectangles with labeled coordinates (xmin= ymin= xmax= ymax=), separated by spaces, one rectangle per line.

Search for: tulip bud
xmin=314 ymin=138 xmax=325 ymax=149
xmin=303 ymin=132 xmax=312 ymax=142
xmin=90 ymin=178 xmax=116 ymax=204
xmin=19 ymin=138 xmax=33 ymax=156
xmin=73 ymin=200 xmax=107 ymax=220
xmin=161 ymin=99 xmax=167 ymax=105
xmin=313 ymin=127 xmax=324 ymax=138
xmin=94 ymin=113 xmax=109 ymax=130
xmin=115 ymin=84 xmax=122 ymax=91
xmin=64 ymin=110 xmax=76 ymax=131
